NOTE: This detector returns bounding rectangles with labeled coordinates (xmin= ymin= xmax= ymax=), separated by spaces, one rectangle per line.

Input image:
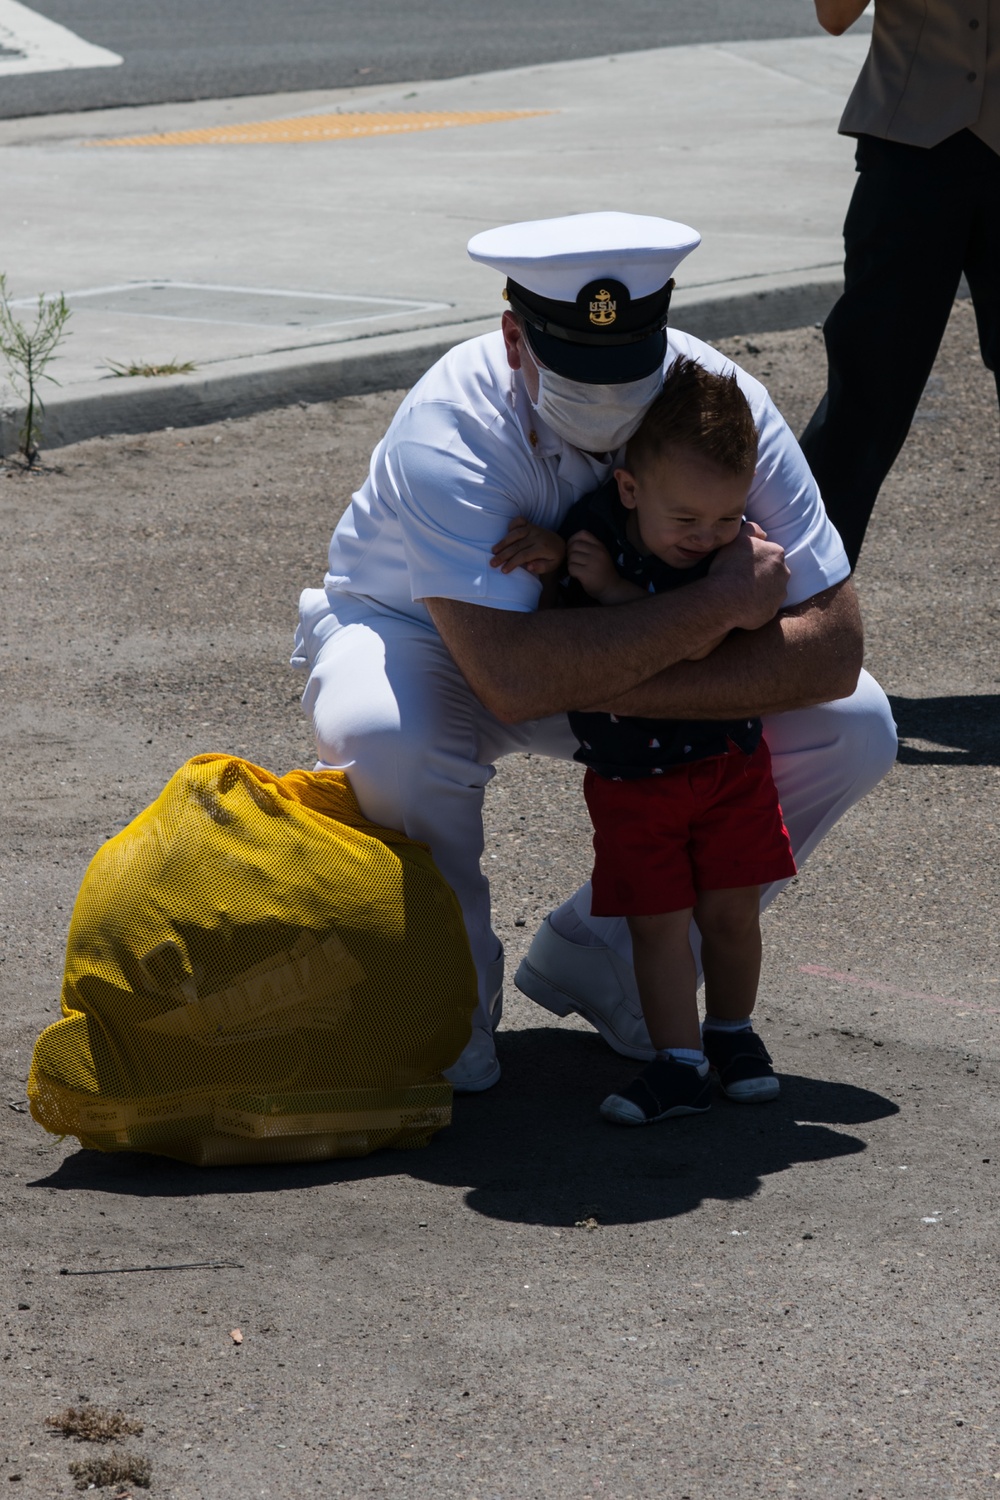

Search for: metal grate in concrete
xmin=59 ymin=282 xmax=452 ymax=330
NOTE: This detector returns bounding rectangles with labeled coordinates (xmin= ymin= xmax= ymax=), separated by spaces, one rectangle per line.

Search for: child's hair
xmin=624 ymin=356 xmax=759 ymax=477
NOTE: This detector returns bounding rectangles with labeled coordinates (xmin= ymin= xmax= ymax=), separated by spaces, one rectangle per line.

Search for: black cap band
xmin=505 ymin=277 xmax=674 ymax=346
xmin=507 ymin=277 xmax=673 ymax=384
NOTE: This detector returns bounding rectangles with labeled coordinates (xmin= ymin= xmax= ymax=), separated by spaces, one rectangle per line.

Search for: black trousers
xmin=800 ymin=129 xmax=1000 ymax=568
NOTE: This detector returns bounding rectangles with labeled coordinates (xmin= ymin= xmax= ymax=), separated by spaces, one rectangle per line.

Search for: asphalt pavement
xmin=0 ymin=0 xmax=869 ymax=117
xmin=0 ymin=34 xmax=874 ymax=452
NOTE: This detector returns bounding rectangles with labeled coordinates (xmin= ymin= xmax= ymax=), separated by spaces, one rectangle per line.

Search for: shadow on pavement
xmin=890 ymin=693 xmax=1000 ymax=765
xmin=30 ymin=1029 xmax=899 ymax=1227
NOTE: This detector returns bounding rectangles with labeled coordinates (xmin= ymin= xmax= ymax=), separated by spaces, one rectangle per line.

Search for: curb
xmin=0 ymin=316 xmax=499 ymax=456
xmin=2 ymin=280 xmax=846 ymax=455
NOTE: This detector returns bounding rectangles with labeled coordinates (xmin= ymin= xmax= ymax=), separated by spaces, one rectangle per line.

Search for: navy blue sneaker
xmin=703 ymin=1027 xmax=779 ymax=1102
xmin=600 ymin=1055 xmax=712 ymax=1126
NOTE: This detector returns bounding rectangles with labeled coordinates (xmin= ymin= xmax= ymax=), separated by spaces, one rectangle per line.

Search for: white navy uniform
xmin=293 ymin=215 xmax=897 ymax=1091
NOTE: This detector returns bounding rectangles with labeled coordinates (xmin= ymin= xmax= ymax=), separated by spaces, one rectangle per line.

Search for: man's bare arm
xmin=814 ymin=0 xmax=870 ymax=35
xmin=591 ymin=579 xmax=863 ymax=720
xmin=425 ymin=529 xmax=790 ymax=723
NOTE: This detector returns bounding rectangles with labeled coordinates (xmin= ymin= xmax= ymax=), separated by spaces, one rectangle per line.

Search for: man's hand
xmin=707 ymin=521 xmax=790 ymax=631
xmin=567 ymin=530 xmax=646 ymax=606
xmin=814 ymin=0 xmax=870 ymax=35
xmin=490 ymin=517 xmax=566 ymax=576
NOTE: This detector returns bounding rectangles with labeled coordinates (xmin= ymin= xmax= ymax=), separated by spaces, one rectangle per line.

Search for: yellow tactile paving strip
xmin=86 ymin=109 xmax=553 ymax=148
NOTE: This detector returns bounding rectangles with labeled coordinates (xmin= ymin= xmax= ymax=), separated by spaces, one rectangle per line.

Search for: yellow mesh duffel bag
xmin=27 ymin=755 xmax=476 ymax=1166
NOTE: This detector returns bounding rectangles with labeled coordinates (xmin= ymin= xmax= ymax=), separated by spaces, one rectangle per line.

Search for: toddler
xmin=490 ymin=357 xmax=796 ymax=1125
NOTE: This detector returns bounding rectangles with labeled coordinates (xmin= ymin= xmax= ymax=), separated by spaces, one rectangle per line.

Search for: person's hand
xmin=566 ymin=530 xmax=633 ymax=604
xmin=491 ymin=517 xmax=566 ymax=576
xmin=708 ymin=520 xmax=789 ymax=630
xmin=814 ymin=0 xmax=870 ymax=37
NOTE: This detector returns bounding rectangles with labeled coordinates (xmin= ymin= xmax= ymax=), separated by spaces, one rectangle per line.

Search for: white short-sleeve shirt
xmin=324 ymin=328 xmax=848 ymax=625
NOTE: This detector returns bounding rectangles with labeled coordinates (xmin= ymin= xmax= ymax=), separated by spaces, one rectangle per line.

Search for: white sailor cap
xmin=468 ymin=211 xmax=701 ymax=384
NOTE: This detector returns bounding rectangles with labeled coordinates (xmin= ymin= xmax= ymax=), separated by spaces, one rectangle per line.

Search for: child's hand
xmin=490 ymin=517 xmax=566 ymax=576
xmin=566 ymin=530 xmax=618 ymax=594
xmin=567 ymin=530 xmax=640 ymax=605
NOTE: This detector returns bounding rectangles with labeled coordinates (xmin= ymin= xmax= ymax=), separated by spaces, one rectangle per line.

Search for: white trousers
xmin=295 ymin=588 xmax=898 ymax=1025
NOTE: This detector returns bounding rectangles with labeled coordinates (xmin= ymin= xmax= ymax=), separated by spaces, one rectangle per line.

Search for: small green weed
xmin=105 ymin=357 xmax=196 ymax=378
xmin=0 ymin=273 xmax=72 ymax=467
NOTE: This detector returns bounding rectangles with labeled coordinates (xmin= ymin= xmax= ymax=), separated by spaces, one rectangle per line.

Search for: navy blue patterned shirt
xmin=558 ymin=480 xmax=762 ymax=780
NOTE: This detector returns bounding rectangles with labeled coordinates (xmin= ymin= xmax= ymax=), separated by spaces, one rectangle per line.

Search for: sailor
xmin=293 ymin=211 xmax=897 ymax=1092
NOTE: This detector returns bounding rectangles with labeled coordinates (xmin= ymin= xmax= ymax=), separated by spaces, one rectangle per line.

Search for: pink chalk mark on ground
xmin=799 ymin=965 xmax=1000 ymax=1017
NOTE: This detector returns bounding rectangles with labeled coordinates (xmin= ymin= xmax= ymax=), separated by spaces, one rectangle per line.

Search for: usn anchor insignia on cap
xmin=588 ymin=288 xmax=617 ymax=327
xmin=578 ymin=277 xmax=629 ymax=333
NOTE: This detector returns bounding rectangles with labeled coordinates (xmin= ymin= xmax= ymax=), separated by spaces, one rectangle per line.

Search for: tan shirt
xmin=839 ymin=0 xmax=1000 ymax=154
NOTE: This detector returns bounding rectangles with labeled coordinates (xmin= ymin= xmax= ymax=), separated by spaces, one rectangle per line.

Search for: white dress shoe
xmin=444 ymin=1023 xmax=501 ymax=1092
xmin=444 ymin=949 xmax=504 ymax=1092
xmin=514 ymin=915 xmax=655 ymax=1061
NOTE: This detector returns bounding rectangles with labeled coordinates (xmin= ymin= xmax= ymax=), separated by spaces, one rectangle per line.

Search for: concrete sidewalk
xmin=0 ymin=33 xmax=871 ymax=449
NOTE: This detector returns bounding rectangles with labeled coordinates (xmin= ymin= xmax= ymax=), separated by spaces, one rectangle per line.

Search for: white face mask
xmin=529 ymin=360 xmax=664 ymax=453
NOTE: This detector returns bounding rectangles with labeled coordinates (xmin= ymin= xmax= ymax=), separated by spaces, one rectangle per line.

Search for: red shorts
xmin=583 ymin=739 xmax=796 ymax=916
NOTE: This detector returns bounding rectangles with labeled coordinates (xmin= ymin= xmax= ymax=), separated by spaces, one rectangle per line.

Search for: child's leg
xmin=626 ymin=909 xmax=700 ymax=1051
xmin=694 ymin=884 xmax=779 ymax=1103
xmin=585 ymin=771 xmax=713 ymax=1125
xmin=693 ymin=885 xmax=761 ymax=1023
xmin=601 ymin=909 xmax=713 ymax=1126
